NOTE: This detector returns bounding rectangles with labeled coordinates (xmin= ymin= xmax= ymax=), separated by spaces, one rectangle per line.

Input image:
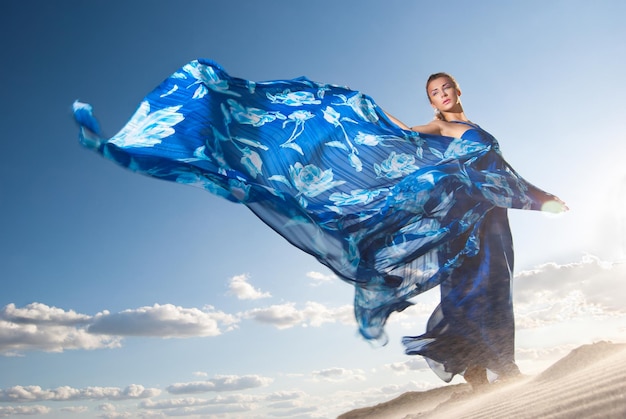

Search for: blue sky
xmin=1 ymin=0 xmax=625 ymax=417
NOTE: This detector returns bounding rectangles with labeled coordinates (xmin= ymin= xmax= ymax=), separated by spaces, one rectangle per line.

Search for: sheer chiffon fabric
xmin=402 ymin=125 xmax=521 ymax=381
xmin=73 ymin=59 xmax=559 ymax=380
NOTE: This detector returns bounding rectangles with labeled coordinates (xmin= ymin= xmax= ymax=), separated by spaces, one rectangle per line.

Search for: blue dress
xmin=73 ymin=59 xmax=560 ymax=381
xmin=403 ymin=123 xmax=519 ymax=381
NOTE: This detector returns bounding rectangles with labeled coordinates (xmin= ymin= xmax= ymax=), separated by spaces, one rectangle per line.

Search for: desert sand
xmin=339 ymin=341 xmax=626 ymax=419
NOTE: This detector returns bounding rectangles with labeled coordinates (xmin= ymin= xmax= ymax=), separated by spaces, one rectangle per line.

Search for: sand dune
xmin=339 ymin=341 xmax=626 ymax=419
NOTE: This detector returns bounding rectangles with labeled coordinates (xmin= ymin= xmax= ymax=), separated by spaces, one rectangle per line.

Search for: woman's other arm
xmin=383 ymin=111 xmax=411 ymax=130
xmin=383 ymin=110 xmax=445 ymax=135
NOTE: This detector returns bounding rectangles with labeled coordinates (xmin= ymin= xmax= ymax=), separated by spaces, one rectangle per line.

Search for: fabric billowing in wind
xmin=73 ymin=59 xmax=558 ymax=345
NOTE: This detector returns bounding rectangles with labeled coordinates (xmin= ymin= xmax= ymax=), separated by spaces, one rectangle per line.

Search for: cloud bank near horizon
xmin=0 ymin=255 xmax=624 ymax=418
xmin=1 ymin=255 xmax=623 ymax=357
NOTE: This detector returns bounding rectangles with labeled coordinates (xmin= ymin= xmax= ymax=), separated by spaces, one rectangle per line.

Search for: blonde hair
xmin=426 ymin=72 xmax=460 ymax=121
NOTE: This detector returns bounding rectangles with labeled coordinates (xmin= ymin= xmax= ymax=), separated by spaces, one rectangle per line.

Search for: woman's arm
xmin=410 ymin=121 xmax=443 ymax=135
xmin=383 ymin=110 xmax=443 ymax=135
xmin=383 ymin=111 xmax=411 ymax=130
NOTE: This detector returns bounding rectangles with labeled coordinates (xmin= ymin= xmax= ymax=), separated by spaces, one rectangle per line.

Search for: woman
xmin=73 ymin=60 xmax=566 ymax=389
xmin=387 ymin=73 xmax=477 ymax=137
xmin=387 ymin=73 xmax=566 ymax=387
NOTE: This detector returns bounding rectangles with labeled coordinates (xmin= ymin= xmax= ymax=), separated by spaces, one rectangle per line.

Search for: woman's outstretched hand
xmin=542 ymin=197 xmax=569 ymax=213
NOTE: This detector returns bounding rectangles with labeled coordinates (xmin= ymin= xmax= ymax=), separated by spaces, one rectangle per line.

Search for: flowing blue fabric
xmin=402 ymin=125 xmax=520 ymax=381
xmin=73 ymin=59 xmax=560 ymax=380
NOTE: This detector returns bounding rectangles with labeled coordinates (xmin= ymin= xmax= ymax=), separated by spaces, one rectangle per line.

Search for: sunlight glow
xmin=541 ymin=200 xmax=567 ymax=217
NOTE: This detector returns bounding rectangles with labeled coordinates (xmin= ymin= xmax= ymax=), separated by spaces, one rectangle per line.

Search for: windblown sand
xmin=339 ymin=341 xmax=626 ymax=419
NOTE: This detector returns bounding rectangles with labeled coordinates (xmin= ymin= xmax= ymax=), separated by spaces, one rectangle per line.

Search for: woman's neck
xmin=441 ymin=110 xmax=469 ymax=123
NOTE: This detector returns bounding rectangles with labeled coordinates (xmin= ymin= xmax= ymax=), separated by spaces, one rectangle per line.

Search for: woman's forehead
xmin=428 ymin=76 xmax=453 ymax=91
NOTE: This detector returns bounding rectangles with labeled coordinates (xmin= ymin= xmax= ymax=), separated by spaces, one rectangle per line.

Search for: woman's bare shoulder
xmin=411 ymin=120 xmax=471 ymax=138
xmin=410 ymin=120 xmax=445 ymax=135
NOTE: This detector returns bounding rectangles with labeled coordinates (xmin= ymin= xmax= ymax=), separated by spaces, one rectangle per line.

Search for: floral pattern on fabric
xmin=73 ymin=59 xmax=559 ymax=344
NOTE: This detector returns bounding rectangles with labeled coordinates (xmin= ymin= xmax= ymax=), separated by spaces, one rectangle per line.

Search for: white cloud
xmin=0 ymin=302 xmax=239 ymax=355
xmin=301 ymin=301 xmax=354 ymax=327
xmin=98 ymin=403 xmax=116 ymax=411
xmin=0 ymin=298 xmax=358 ymax=356
xmin=306 ymin=271 xmax=336 ymax=286
xmin=139 ymin=397 xmax=209 ymax=410
xmin=263 ymin=391 xmax=317 ymax=416
xmin=166 ymin=375 xmax=273 ymax=394
xmin=268 ymin=405 xmax=318 ymax=417
xmin=243 ymin=302 xmax=354 ymax=329
xmin=266 ymin=399 xmax=303 ymax=409
xmin=139 ymin=395 xmax=262 ymax=417
xmin=244 ymin=302 xmax=302 ymax=329
xmin=140 ymin=396 xmax=209 ymax=409
xmin=379 ymin=381 xmax=433 ymax=394
xmin=97 ymin=402 xmax=131 ymax=419
xmin=514 ymin=255 xmax=626 ymax=328
xmin=140 ymin=394 xmax=261 ymax=409
xmin=3 ymin=254 xmax=620 ymax=359
xmin=228 ymin=274 xmax=271 ymax=300
xmin=1 ymin=302 xmax=90 ymax=325
xmin=385 ymin=301 xmax=437 ymax=332
xmin=0 ymin=303 xmax=121 ymax=355
xmin=0 ymin=405 xmax=51 ymax=417
xmin=311 ymin=367 xmax=366 ymax=382
xmin=0 ymin=384 xmax=160 ymax=403
xmin=162 ymin=403 xmax=255 ymax=416
xmin=89 ymin=304 xmax=238 ymax=338
xmin=60 ymin=406 xmax=89 ymax=413
xmin=265 ymin=390 xmax=306 ymax=402
xmin=385 ymin=357 xmax=429 ymax=373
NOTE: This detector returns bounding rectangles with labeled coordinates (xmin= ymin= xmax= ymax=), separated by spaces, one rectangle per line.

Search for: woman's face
xmin=427 ymin=76 xmax=461 ymax=112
